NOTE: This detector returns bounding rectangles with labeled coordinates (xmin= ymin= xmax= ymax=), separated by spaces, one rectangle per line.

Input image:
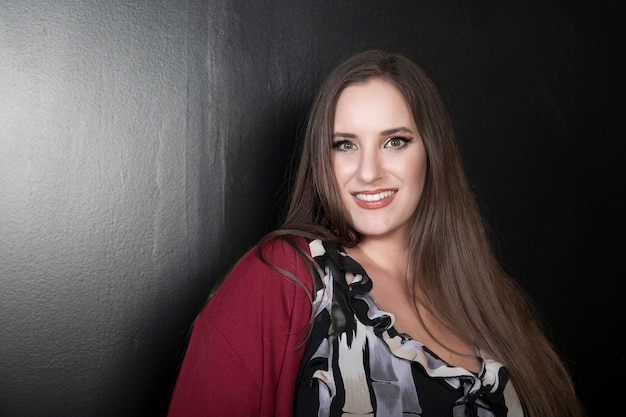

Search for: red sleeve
xmin=167 ymin=236 xmax=313 ymax=417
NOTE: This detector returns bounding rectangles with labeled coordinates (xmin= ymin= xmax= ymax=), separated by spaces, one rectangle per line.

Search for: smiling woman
xmin=331 ymin=78 xmax=427 ymax=243
xmin=166 ymin=50 xmax=586 ymax=417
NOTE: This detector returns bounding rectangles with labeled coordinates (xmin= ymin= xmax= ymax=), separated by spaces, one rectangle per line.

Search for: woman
xmin=167 ymin=50 xmax=585 ymax=417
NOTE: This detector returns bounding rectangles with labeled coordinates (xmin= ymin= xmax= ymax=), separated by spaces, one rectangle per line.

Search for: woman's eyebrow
xmin=380 ymin=127 xmax=413 ymax=136
xmin=332 ymin=132 xmax=356 ymax=138
xmin=333 ymin=127 xmax=414 ymax=138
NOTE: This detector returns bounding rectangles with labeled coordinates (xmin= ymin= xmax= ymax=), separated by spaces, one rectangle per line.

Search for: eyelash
xmin=331 ymin=140 xmax=356 ymax=151
xmin=331 ymin=136 xmax=412 ymax=151
xmin=385 ymin=136 xmax=412 ymax=148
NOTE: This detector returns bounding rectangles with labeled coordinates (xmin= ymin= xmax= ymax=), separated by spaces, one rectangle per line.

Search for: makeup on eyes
xmin=332 ymin=135 xmax=413 ymax=151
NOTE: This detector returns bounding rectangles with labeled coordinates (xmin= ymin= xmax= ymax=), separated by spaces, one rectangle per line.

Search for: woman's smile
xmin=352 ymin=189 xmax=397 ymax=209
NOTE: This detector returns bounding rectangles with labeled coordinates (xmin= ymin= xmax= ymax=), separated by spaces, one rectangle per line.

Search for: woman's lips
xmin=351 ymin=190 xmax=397 ymax=209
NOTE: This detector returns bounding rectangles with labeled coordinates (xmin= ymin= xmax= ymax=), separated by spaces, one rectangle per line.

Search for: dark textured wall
xmin=0 ymin=1 xmax=620 ymax=416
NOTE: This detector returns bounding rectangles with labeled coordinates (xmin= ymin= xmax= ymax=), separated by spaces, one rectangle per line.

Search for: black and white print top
xmin=294 ymin=239 xmax=526 ymax=417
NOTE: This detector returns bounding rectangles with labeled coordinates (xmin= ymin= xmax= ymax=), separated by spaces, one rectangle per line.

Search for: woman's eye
xmin=332 ymin=140 xmax=356 ymax=151
xmin=385 ymin=136 xmax=410 ymax=149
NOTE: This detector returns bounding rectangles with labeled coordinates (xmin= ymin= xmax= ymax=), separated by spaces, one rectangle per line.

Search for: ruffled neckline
xmin=325 ymin=240 xmax=507 ymax=391
xmin=304 ymin=238 xmax=523 ymax=416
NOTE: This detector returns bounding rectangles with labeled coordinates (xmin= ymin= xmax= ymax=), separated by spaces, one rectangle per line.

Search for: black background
xmin=0 ymin=1 xmax=621 ymax=416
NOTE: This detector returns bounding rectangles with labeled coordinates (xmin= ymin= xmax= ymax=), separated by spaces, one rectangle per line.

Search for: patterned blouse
xmin=294 ymin=239 xmax=526 ymax=417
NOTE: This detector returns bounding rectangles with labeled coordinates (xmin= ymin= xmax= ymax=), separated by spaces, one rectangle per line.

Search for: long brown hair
xmin=264 ymin=49 xmax=584 ymax=417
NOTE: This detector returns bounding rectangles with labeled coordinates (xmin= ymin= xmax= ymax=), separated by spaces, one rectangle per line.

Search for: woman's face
xmin=331 ymin=77 xmax=427 ymax=243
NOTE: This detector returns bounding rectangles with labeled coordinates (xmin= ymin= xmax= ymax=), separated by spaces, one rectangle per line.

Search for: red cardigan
xmin=167 ymin=237 xmax=314 ymax=417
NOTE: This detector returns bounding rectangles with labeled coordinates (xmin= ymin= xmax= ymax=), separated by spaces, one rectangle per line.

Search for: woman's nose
xmin=357 ymin=147 xmax=383 ymax=183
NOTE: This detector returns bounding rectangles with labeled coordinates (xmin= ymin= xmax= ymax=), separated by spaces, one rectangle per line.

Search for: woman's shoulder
xmin=254 ymin=235 xmax=311 ymax=265
xmin=197 ymin=235 xmax=316 ymax=323
xmin=219 ymin=235 xmax=315 ymax=295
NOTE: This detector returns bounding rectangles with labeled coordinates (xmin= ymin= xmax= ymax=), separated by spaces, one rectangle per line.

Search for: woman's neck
xmin=351 ymin=236 xmax=410 ymax=282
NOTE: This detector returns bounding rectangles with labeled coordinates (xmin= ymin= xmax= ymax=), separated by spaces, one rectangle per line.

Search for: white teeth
xmin=354 ymin=190 xmax=396 ymax=202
